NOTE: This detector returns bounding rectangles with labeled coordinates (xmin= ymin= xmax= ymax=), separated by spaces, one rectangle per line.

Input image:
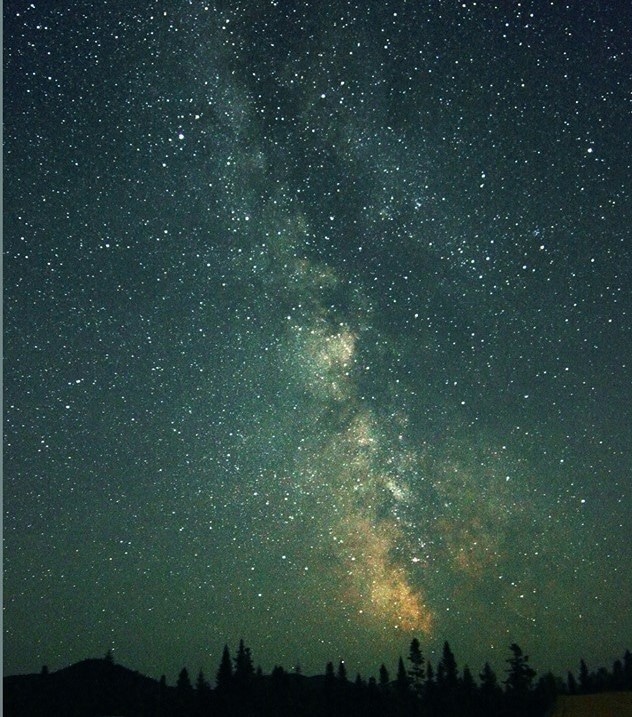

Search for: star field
xmin=4 ymin=0 xmax=631 ymax=683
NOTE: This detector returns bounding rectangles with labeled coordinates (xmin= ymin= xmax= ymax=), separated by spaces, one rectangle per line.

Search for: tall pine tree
xmin=396 ymin=657 xmax=410 ymax=695
xmin=505 ymin=643 xmax=536 ymax=697
xmin=216 ymin=644 xmax=233 ymax=691
xmin=234 ymin=639 xmax=255 ymax=687
xmin=407 ymin=638 xmax=425 ymax=696
xmin=579 ymin=658 xmax=591 ymax=693
xmin=379 ymin=663 xmax=390 ymax=692
xmin=438 ymin=641 xmax=458 ymax=691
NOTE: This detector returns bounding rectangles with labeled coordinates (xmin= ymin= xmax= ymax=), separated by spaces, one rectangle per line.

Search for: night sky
xmin=4 ymin=0 xmax=631 ymax=684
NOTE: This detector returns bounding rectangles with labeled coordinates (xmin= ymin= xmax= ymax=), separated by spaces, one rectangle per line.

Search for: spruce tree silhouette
xmin=478 ymin=662 xmax=500 ymax=694
xmin=579 ymin=658 xmax=591 ymax=693
xmin=425 ymin=660 xmax=437 ymax=709
xmin=396 ymin=656 xmax=409 ymax=695
xmin=325 ymin=661 xmax=336 ymax=684
xmin=195 ymin=669 xmax=211 ymax=698
xmin=504 ymin=643 xmax=537 ymax=717
xmin=337 ymin=660 xmax=348 ymax=683
xmin=439 ymin=640 xmax=459 ymax=692
xmin=177 ymin=667 xmax=192 ymax=692
xmin=323 ymin=661 xmax=337 ymax=714
xmin=407 ymin=637 xmax=425 ymax=697
xmin=175 ymin=667 xmax=194 ymax=717
xmin=461 ymin=666 xmax=476 ymax=706
xmin=378 ymin=663 xmax=390 ymax=692
xmin=505 ymin=643 xmax=536 ymax=695
xmin=195 ymin=670 xmax=213 ymax=717
xmin=612 ymin=658 xmax=625 ymax=690
xmin=216 ymin=644 xmax=233 ymax=691
xmin=196 ymin=670 xmax=209 ymax=691
xmin=436 ymin=641 xmax=459 ymax=717
xmin=234 ymin=638 xmax=255 ymax=688
xmin=479 ymin=661 xmax=502 ymax=717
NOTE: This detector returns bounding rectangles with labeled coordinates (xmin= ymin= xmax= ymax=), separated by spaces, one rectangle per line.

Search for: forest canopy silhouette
xmin=4 ymin=639 xmax=632 ymax=717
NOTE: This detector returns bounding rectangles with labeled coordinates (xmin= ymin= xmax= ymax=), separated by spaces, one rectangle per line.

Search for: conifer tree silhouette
xmin=505 ymin=643 xmax=536 ymax=696
xmin=612 ymin=659 xmax=625 ymax=690
xmin=579 ymin=658 xmax=591 ymax=693
xmin=378 ymin=663 xmax=390 ymax=692
xmin=436 ymin=641 xmax=459 ymax=716
xmin=216 ymin=644 xmax=233 ymax=691
xmin=425 ymin=660 xmax=435 ymax=693
xmin=177 ymin=667 xmax=192 ymax=693
xmin=480 ymin=662 xmax=498 ymax=688
xmin=461 ymin=665 xmax=475 ymax=694
xmin=337 ymin=660 xmax=348 ymax=683
xmin=439 ymin=640 xmax=458 ymax=691
xmin=325 ymin=661 xmax=336 ymax=682
xmin=395 ymin=656 xmax=409 ymax=695
xmin=195 ymin=669 xmax=210 ymax=693
xmin=234 ymin=638 xmax=254 ymax=687
xmin=480 ymin=661 xmax=502 ymax=716
xmin=407 ymin=637 xmax=425 ymax=696
xmin=504 ymin=643 xmax=537 ymax=717
xmin=176 ymin=667 xmax=194 ymax=717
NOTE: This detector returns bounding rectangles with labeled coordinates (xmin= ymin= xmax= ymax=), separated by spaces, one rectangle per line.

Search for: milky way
xmin=4 ymin=0 xmax=631 ymax=682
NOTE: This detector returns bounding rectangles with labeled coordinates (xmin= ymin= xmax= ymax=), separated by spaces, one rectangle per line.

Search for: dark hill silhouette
xmin=3 ymin=658 xmax=327 ymax=717
xmin=4 ymin=658 xmax=169 ymax=717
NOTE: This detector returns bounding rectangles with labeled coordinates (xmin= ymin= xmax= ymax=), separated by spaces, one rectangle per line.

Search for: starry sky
xmin=4 ymin=0 xmax=631 ymax=684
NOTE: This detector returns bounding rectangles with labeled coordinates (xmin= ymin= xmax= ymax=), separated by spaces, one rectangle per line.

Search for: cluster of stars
xmin=4 ymin=0 xmax=630 ymax=683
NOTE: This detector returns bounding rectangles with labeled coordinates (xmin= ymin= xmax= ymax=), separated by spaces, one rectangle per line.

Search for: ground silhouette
xmin=4 ymin=642 xmax=632 ymax=717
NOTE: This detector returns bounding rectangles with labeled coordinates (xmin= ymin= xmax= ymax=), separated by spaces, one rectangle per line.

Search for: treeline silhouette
xmin=4 ymin=639 xmax=632 ymax=717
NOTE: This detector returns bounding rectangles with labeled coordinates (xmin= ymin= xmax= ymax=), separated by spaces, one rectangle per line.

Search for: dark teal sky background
xmin=4 ymin=0 xmax=631 ymax=684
